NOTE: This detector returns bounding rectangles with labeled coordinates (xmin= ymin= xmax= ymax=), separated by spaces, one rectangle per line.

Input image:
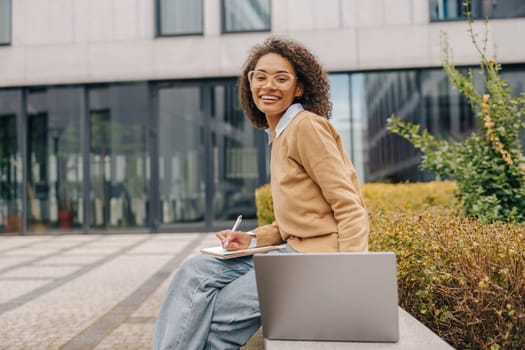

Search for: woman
xmin=153 ymin=36 xmax=369 ymax=350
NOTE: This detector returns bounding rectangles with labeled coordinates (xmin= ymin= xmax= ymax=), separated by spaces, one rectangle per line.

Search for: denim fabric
xmin=153 ymin=245 xmax=294 ymax=350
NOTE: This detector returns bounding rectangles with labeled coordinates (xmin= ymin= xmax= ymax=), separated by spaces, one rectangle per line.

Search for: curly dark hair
xmin=238 ymin=36 xmax=332 ymax=129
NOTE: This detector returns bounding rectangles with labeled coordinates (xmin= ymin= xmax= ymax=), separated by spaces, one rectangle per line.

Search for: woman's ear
xmin=295 ymin=82 xmax=304 ymax=99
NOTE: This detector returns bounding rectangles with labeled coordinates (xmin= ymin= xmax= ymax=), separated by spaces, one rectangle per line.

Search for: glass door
xmin=158 ymin=85 xmax=207 ymax=230
xmin=210 ymin=83 xmax=264 ymax=230
xmin=0 ymin=90 xmax=22 ymax=235
xmin=25 ymin=88 xmax=84 ymax=233
xmin=155 ymin=81 xmax=268 ymax=232
xmin=88 ymin=85 xmax=149 ymax=231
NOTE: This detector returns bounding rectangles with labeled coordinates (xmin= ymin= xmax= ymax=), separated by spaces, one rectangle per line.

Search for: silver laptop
xmin=253 ymin=252 xmax=399 ymax=342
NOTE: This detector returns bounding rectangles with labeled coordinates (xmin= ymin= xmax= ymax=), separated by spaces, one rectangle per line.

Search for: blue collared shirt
xmin=265 ymin=103 xmax=304 ymax=145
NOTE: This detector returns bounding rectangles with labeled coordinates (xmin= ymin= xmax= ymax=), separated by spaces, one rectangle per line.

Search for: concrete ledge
xmin=264 ymin=307 xmax=455 ymax=350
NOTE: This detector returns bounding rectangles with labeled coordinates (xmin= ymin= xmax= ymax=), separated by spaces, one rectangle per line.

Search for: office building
xmin=1 ymin=0 xmax=524 ymax=234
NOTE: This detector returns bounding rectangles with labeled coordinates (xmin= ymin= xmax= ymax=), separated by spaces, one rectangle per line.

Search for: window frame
xmin=221 ymin=0 xmax=272 ymax=34
xmin=155 ymin=0 xmax=205 ymax=38
xmin=0 ymin=0 xmax=11 ymax=46
xmin=429 ymin=0 xmax=525 ymax=22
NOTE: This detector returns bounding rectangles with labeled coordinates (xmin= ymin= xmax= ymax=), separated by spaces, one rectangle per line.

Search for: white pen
xmin=224 ymin=215 xmax=242 ymax=249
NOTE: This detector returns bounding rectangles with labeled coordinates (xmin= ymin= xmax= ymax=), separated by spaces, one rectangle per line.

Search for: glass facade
xmin=501 ymin=67 xmax=525 ymax=148
xmin=88 ymin=84 xmax=149 ymax=231
xmin=0 ymin=90 xmax=22 ymax=234
xmin=430 ymin=0 xmax=525 ymax=21
xmin=157 ymin=81 xmax=266 ymax=232
xmin=157 ymin=0 xmax=204 ymax=36
xmin=26 ymin=88 xmax=85 ymax=233
xmin=363 ymin=68 xmax=479 ymax=182
xmin=210 ymin=83 xmax=264 ymax=224
xmin=158 ymin=85 xmax=206 ymax=228
xmin=1 ymin=64 xmax=525 ymax=234
xmin=364 ymin=70 xmax=423 ymax=181
xmin=329 ymin=74 xmax=367 ymax=182
xmin=222 ymin=0 xmax=271 ymax=33
xmin=0 ymin=0 xmax=10 ymax=45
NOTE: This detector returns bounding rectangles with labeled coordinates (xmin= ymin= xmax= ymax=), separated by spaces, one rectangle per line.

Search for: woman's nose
xmin=262 ymin=77 xmax=277 ymax=89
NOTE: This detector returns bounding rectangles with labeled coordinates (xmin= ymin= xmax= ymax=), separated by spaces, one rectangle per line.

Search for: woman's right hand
xmin=216 ymin=230 xmax=252 ymax=251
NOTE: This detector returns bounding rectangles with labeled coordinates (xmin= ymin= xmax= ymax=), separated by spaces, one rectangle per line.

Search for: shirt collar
xmin=265 ymin=103 xmax=304 ymax=145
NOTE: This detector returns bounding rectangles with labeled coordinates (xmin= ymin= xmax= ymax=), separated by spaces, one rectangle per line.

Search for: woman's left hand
xmin=216 ymin=230 xmax=252 ymax=251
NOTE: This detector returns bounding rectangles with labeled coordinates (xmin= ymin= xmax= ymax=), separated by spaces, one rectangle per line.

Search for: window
xmin=222 ymin=0 xmax=271 ymax=33
xmin=157 ymin=0 xmax=203 ymax=36
xmin=430 ymin=0 xmax=525 ymax=21
xmin=0 ymin=0 xmax=11 ymax=45
xmin=24 ymin=88 xmax=85 ymax=233
xmin=490 ymin=0 xmax=525 ymax=18
xmin=89 ymin=85 xmax=149 ymax=229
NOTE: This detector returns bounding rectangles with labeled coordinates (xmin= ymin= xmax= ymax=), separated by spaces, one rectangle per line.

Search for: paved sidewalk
xmin=0 ymin=233 xmax=263 ymax=350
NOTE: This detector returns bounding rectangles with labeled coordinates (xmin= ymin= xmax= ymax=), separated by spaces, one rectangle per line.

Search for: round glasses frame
xmin=247 ymin=70 xmax=298 ymax=90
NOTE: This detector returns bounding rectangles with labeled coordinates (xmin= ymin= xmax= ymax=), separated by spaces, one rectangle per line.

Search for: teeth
xmin=261 ymin=95 xmax=278 ymax=100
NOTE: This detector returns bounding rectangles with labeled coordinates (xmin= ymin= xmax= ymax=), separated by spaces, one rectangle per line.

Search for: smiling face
xmin=249 ymin=53 xmax=304 ymax=126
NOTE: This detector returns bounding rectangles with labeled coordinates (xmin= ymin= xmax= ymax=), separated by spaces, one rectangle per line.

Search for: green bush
xmin=254 ymin=181 xmax=458 ymax=225
xmin=363 ymin=181 xmax=457 ymax=212
xmin=371 ymin=209 xmax=524 ymax=350
xmin=255 ymin=184 xmax=273 ymax=226
xmin=254 ymin=181 xmax=525 ymax=349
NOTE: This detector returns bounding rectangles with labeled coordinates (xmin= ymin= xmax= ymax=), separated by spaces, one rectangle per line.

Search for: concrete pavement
xmin=0 ymin=233 xmax=263 ymax=350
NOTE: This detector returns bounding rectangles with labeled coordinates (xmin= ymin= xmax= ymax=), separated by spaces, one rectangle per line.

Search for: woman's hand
xmin=216 ymin=230 xmax=252 ymax=251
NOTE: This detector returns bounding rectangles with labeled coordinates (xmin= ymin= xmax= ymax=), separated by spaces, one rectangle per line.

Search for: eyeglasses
xmin=247 ymin=70 xmax=298 ymax=89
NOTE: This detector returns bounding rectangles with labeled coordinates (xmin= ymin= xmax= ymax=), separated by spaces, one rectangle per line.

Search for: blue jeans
xmin=153 ymin=245 xmax=294 ymax=350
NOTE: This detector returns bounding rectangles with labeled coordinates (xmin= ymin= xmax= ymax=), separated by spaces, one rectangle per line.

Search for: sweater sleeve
xmin=293 ymin=116 xmax=369 ymax=252
xmin=252 ymin=222 xmax=285 ymax=247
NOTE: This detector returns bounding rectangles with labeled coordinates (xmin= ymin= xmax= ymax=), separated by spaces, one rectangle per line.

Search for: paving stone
xmin=0 ymin=256 xmax=36 ymax=270
xmin=2 ymin=265 xmax=81 ymax=278
xmin=0 ymin=233 xmax=264 ymax=350
xmin=38 ymin=255 xmax=103 ymax=265
xmin=0 ymin=280 xmax=50 ymax=304
xmin=0 ymin=236 xmax=53 ymax=252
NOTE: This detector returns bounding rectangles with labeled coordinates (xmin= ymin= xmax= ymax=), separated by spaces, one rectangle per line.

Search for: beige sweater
xmin=253 ymin=111 xmax=369 ymax=252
